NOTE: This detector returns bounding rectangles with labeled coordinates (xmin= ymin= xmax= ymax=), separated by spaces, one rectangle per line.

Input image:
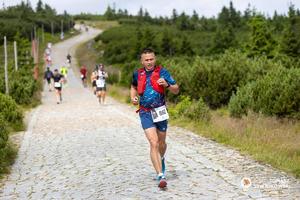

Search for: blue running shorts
xmin=139 ymin=110 xmax=168 ymax=132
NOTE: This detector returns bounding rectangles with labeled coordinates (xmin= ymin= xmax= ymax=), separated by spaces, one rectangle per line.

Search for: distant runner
xmin=67 ymin=53 xmax=72 ymax=64
xmin=130 ymin=48 xmax=179 ymax=189
xmin=91 ymin=65 xmax=99 ymax=95
xmin=53 ymin=69 xmax=65 ymax=104
xmin=80 ymin=65 xmax=88 ymax=87
xmin=44 ymin=67 xmax=53 ymax=92
xmin=96 ymin=64 xmax=108 ymax=104
xmin=60 ymin=65 xmax=68 ymax=86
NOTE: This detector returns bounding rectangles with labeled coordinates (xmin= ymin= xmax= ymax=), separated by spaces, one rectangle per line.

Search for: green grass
xmin=170 ymin=112 xmax=300 ymax=178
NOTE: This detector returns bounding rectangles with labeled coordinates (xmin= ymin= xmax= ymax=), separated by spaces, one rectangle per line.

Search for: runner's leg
xmin=157 ymin=131 xmax=167 ymax=158
xmin=55 ymin=89 xmax=60 ymax=103
xmin=145 ymin=127 xmax=162 ymax=174
xmin=102 ymin=91 xmax=106 ymax=104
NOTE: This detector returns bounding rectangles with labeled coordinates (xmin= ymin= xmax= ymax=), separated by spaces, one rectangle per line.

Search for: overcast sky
xmin=3 ymin=0 xmax=300 ymax=17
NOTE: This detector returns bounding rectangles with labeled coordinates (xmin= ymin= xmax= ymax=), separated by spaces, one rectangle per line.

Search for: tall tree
xmin=161 ymin=29 xmax=175 ymax=56
xmin=104 ymin=5 xmax=115 ymax=20
xmin=246 ymin=16 xmax=277 ymax=58
xmin=280 ymin=4 xmax=300 ymax=57
xmin=36 ymin=0 xmax=43 ymax=13
xmin=180 ymin=35 xmax=194 ymax=56
xmin=171 ymin=9 xmax=178 ymax=24
xmin=211 ymin=24 xmax=236 ymax=54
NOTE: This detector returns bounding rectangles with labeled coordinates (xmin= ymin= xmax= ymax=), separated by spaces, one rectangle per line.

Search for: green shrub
xmin=0 ymin=115 xmax=17 ymax=176
xmin=186 ymin=97 xmax=211 ymax=122
xmin=252 ymin=67 xmax=300 ymax=118
xmin=9 ymin=70 xmax=37 ymax=105
xmin=0 ymin=93 xmax=23 ymax=125
xmin=229 ymin=67 xmax=300 ymax=119
xmin=0 ymin=115 xmax=8 ymax=149
xmin=169 ymin=95 xmax=192 ymax=118
xmin=228 ymin=83 xmax=255 ymax=118
xmin=169 ymin=95 xmax=210 ymax=122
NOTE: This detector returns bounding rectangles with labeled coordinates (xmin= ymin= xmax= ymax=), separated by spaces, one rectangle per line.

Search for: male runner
xmin=130 ymin=48 xmax=179 ymax=188
xmin=53 ymin=69 xmax=65 ymax=104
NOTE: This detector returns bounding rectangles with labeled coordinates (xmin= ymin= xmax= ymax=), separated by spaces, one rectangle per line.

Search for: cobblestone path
xmin=1 ymin=27 xmax=300 ymax=200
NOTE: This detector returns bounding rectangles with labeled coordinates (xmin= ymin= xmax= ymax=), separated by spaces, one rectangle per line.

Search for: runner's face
xmin=141 ymin=53 xmax=156 ymax=70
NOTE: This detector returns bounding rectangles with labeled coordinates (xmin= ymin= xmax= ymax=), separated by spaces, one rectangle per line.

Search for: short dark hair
xmin=140 ymin=48 xmax=155 ymax=59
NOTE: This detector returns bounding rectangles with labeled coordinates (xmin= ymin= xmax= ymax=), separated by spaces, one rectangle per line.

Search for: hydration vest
xmin=137 ymin=66 xmax=164 ymax=95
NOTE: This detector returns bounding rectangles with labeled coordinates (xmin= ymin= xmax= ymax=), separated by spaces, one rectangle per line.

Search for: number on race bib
xmin=54 ymin=82 xmax=61 ymax=87
xmin=96 ymin=79 xmax=105 ymax=87
xmin=151 ymin=105 xmax=169 ymax=123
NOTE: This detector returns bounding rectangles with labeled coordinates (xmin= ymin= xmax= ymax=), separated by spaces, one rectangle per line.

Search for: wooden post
xmin=61 ymin=20 xmax=63 ymax=33
xmin=4 ymin=36 xmax=9 ymax=94
xmin=34 ymin=26 xmax=37 ymax=40
xmin=42 ymin=24 xmax=44 ymax=44
xmin=51 ymin=21 xmax=54 ymax=37
xmin=14 ymin=41 xmax=18 ymax=71
xmin=118 ymin=71 xmax=122 ymax=83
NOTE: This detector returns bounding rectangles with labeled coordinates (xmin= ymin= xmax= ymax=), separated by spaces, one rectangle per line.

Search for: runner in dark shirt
xmin=44 ymin=67 xmax=53 ymax=91
xmin=53 ymin=69 xmax=65 ymax=104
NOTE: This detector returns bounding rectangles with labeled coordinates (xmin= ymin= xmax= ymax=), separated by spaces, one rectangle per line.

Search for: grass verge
xmin=170 ymin=110 xmax=300 ymax=178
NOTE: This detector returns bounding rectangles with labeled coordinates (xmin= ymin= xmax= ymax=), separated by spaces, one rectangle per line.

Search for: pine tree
xmin=280 ymin=4 xmax=300 ymax=57
xmin=247 ymin=16 xmax=277 ymax=58
xmin=36 ymin=0 xmax=43 ymax=13
xmin=104 ymin=5 xmax=115 ymax=20
xmin=180 ymin=35 xmax=194 ymax=56
xmin=161 ymin=29 xmax=175 ymax=56
xmin=211 ymin=24 xmax=236 ymax=54
xmin=171 ymin=9 xmax=178 ymax=24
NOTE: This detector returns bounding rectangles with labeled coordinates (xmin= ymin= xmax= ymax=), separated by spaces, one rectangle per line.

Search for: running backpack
xmin=137 ymin=66 xmax=164 ymax=95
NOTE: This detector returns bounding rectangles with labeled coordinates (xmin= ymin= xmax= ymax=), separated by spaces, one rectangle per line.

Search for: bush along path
xmin=0 ymin=27 xmax=300 ymax=199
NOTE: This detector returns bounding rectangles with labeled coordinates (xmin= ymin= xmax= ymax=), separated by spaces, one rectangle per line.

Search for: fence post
xmin=4 ymin=36 xmax=9 ymax=94
xmin=118 ymin=71 xmax=122 ymax=83
xmin=14 ymin=41 xmax=18 ymax=71
xmin=51 ymin=21 xmax=54 ymax=37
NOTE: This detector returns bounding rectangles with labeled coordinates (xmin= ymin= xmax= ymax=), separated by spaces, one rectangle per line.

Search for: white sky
xmin=3 ymin=0 xmax=300 ymax=17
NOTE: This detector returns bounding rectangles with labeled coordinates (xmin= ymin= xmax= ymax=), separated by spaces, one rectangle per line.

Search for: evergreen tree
xmin=229 ymin=1 xmax=241 ymax=28
xmin=177 ymin=12 xmax=190 ymax=30
xmin=36 ymin=0 xmax=43 ymax=13
xmin=142 ymin=27 xmax=156 ymax=50
xmin=280 ymin=4 xmax=300 ymax=57
xmin=180 ymin=35 xmax=194 ymax=56
xmin=211 ymin=24 xmax=236 ymax=54
xmin=247 ymin=16 xmax=277 ymax=58
xmin=161 ymin=29 xmax=175 ymax=56
xmin=104 ymin=5 xmax=115 ymax=20
xmin=172 ymin=9 xmax=178 ymax=24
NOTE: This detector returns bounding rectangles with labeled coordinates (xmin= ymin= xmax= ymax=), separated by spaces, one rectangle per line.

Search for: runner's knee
xmin=149 ymin=140 xmax=159 ymax=149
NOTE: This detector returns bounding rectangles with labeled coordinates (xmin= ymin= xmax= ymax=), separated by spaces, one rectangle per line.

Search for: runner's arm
xmin=130 ymin=85 xmax=139 ymax=105
xmin=167 ymin=83 xmax=179 ymax=94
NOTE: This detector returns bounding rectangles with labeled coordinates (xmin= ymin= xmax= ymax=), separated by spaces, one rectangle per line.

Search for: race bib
xmin=80 ymin=74 xmax=84 ymax=78
xmin=151 ymin=105 xmax=169 ymax=123
xmin=96 ymin=79 xmax=105 ymax=87
xmin=54 ymin=82 xmax=61 ymax=88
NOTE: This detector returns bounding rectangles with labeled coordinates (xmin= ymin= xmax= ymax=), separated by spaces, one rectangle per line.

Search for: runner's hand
xmin=157 ymin=78 xmax=169 ymax=87
xmin=132 ymin=96 xmax=139 ymax=105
